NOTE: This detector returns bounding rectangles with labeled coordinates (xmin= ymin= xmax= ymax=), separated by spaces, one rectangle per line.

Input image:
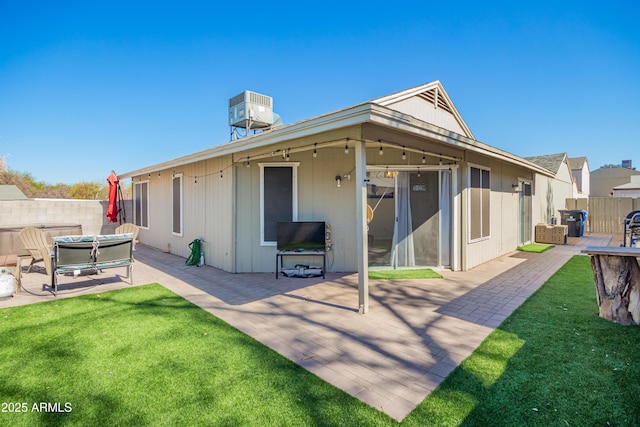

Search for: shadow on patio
xmin=4 ymin=233 xmax=612 ymax=421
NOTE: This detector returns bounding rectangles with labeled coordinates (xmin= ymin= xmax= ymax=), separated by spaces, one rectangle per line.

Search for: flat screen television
xmin=277 ymin=221 xmax=326 ymax=251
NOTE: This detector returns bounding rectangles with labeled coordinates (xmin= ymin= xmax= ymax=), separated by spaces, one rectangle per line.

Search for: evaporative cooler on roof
xmin=228 ymin=90 xmax=274 ymax=130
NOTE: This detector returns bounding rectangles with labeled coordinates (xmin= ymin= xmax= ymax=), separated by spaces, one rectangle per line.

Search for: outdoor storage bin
xmin=535 ymin=224 xmax=567 ymax=244
xmin=559 ymin=210 xmax=588 ymax=237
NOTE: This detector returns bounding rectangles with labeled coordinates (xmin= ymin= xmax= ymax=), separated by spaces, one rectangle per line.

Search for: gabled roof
xmin=371 ymin=80 xmax=474 ymax=139
xmin=591 ymin=165 xmax=640 ymax=175
xmin=0 ymin=185 xmax=27 ymax=200
xmin=524 ymin=153 xmax=567 ymax=174
xmin=568 ymin=156 xmax=588 ymax=171
xmin=120 ymin=81 xmax=554 ymax=180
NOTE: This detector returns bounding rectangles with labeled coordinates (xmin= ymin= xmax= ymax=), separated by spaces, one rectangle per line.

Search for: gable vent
xmin=418 ymin=88 xmax=453 ymax=114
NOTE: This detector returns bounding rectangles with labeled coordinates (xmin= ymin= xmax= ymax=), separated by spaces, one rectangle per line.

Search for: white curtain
xmin=440 ymin=170 xmax=451 ymax=267
xmin=391 ymin=172 xmax=415 ymax=268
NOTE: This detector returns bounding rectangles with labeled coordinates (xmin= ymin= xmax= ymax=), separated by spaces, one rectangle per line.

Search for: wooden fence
xmin=566 ymin=197 xmax=640 ymax=234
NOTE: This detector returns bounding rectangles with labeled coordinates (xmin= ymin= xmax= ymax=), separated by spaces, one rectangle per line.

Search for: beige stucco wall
xmin=128 ymin=124 xmax=551 ymax=273
xmin=130 ymin=155 xmax=234 ymax=272
xmin=233 ymin=128 xmax=362 ymax=273
xmin=572 ymin=164 xmax=590 ymax=197
xmin=532 ymin=158 xmax=574 ymax=226
xmin=460 ymin=152 xmax=536 ymax=270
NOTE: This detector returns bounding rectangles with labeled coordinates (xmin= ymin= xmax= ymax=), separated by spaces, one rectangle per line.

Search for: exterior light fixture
xmin=402 ymin=146 xmax=406 ymax=160
xmin=344 ymin=144 xmax=349 ymax=154
xmin=512 ymin=183 xmax=520 ymax=192
xmin=384 ymin=167 xmax=399 ymax=178
xmin=313 ymin=143 xmax=317 ymax=158
xmin=379 ymin=140 xmax=383 ymax=155
xmin=422 ymin=152 xmax=426 ymax=164
xmin=335 ymin=175 xmax=342 ymax=188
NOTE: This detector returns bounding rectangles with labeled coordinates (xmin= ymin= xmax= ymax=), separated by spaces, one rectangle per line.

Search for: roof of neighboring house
xmin=119 ymin=80 xmax=555 ymax=180
xmin=568 ymin=156 xmax=588 ymax=171
xmin=591 ymin=165 xmax=640 ymax=176
xmin=524 ymin=153 xmax=567 ymax=174
xmin=0 ymin=185 xmax=28 ymax=200
xmin=613 ymin=175 xmax=640 ymax=190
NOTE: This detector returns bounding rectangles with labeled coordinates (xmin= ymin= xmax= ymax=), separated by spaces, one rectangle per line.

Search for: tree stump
xmin=590 ymin=254 xmax=640 ymax=325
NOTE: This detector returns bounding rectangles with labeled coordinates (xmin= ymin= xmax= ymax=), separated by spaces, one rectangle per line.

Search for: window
xmin=469 ymin=166 xmax=490 ymax=241
xmin=260 ymin=163 xmax=299 ymax=245
xmin=134 ymin=180 xmax=149 ymax=229
xmin=172 ymin=174 xmax=183 ymax=235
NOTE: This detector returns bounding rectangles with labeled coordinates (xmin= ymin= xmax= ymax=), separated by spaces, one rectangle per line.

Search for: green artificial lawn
xmin=368 ymin=269 xmax=443 ymax=280
xmin=402 ymin=256 xmax=640 ymax=426
xmin=2 ymin=257 xmax=639 ymax=426
xmin=517 ymin=243 xmax=555 ymax=253
xmin=0 ymin=284 xmax=392 ymax=427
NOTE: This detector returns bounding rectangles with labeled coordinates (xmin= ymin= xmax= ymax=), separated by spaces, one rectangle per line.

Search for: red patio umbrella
xmin=106 ymin=171 xmax=120 ymax=223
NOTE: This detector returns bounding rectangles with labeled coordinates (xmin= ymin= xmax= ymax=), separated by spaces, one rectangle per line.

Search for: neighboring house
xmin=590 ymin=165 xmax=640 ymax=197
xmin=120 ymin=80 xmax=555 ymax=312
xmin=612 ymin=175 xmax=640 ymax=198
xmin=0 ymin=185 xmax=27 ymax=200
xmin=568 ymin=156 xmax=590 ymax=198
xmin=524 ymin=153 xmax=575 ymax=224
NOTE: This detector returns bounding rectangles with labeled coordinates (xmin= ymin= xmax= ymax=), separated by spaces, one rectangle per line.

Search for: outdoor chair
xmin=115 ymin=223 xmax=139 ymax=249
xmin=18 ymin=226 xmax=52 ymax=275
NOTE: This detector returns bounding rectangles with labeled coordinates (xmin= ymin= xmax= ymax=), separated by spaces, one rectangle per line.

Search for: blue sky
xmin=1 ymin=1 xmax=639 ymax=185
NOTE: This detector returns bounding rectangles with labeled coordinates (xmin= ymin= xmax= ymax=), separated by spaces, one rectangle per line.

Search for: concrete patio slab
xmin=1 ymin=234 xmax=613 ymax=421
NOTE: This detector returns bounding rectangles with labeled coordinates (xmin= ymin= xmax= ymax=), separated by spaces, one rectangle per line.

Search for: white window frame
xmin=172 ymin=173 xmax=183 ymax=236
xmin=134 ymin=179 xmax=150 ymax=230
xmin=518 ymin=179 xmax=533 ymax=245
xmin=467 ymin=164 xmax=491 ymax=242
xmin=259 ymin=162 xmax=299 ymax=246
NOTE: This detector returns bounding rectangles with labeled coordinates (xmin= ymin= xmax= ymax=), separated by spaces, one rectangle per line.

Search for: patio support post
xmin=355 ymin=139 xmax=369 ymax=314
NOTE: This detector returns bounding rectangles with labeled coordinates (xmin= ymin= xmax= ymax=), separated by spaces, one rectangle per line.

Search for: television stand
xmin=276 ymin=250 xmax=326 ymax=279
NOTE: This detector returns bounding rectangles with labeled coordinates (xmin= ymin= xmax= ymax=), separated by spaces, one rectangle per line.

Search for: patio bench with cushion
xmin=51 ymin=233 xmax=134 ymax=296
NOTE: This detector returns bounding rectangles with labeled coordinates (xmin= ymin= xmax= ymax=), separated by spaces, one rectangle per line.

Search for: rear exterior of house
xmin=526 ymin=153 xmax=575 ymax=225
xmin=613 ymin=176 xmax=640 ymax=198
xmin=121 ymin=81 xmax=554 ymax=276
xmin=591 ymin=165 xmax=640 ymax=197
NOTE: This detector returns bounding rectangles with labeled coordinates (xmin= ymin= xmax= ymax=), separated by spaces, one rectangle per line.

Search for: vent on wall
xmin=418 ymin=88 xmax=453 ymax=114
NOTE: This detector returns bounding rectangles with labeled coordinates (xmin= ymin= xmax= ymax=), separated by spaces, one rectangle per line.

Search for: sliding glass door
xmin=367 ymin=169 xmax=451 ymax=269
